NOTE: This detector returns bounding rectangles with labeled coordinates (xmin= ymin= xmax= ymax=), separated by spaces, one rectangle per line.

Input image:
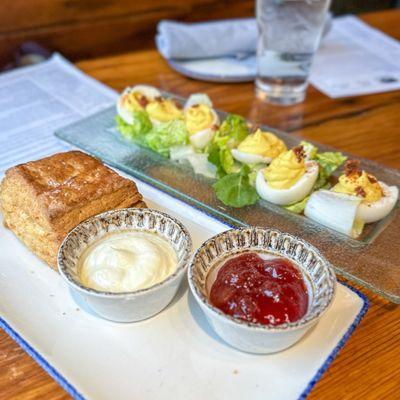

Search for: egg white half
xmin=184 ymin=93 xmax=213 ymax=111
xmin=356 ymin=181 xmax=398 ymax=223
xmin=117 ymin=92 xmax=134 ymax=125
xmin=131 ymin=85 xmax=161 ymax=99
xmin=188 ymin=109 xmax=219 ymax=149
xmin=256 ymin=161 xmax=319 ymax=205
xmin=231 ymin=149 xmax=272 ymax=165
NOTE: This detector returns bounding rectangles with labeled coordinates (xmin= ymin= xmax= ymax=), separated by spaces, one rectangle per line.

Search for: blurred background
xmin=1 ymin=0 xmax=399 ymax=69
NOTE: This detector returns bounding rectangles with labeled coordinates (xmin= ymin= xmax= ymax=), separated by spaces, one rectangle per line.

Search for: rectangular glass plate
xmin=0 ymin=179 xmax=368 ymax=400
xmin=55 ymin=96 xmax=400 ymax=303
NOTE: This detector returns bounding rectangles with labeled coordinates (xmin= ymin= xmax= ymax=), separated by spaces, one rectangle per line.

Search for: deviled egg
xmin=184 ymin=94 xmax=219 ymax=149
xmin=256 ymin=146 xmax=319 ymax=205
xmin=146 ymin=97 xmax=183 ymax=126
xmin=117 ymin=85 xmax=161 ymax=124
xmin=231 ymin=129 xmax=287 ymax=165
xmin=304 ymin=160 xmax=398 ymax=238
xmin=332 ymin=160 xmax=398 ymax=223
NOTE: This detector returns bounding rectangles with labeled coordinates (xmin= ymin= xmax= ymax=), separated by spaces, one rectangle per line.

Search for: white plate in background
xmin=164 ymin=14 xmax=332 ymax=83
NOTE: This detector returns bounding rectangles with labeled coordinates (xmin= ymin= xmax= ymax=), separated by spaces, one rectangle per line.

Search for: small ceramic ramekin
xmin=58 ymin=208 xmax=192 ymax=322
xmin=188 ymin=227 xmax=336 ymax=354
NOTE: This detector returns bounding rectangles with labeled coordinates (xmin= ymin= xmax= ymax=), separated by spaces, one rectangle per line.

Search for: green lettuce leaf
xmin=207 ymin=142 xmax=226 ymax=178
xmin=248 ymin=170 xmax=257 ymax=187
xmin=315 ymin=151 xmax=347 ymax=189
xmin=146 ymin=119 xmax=188 ymax=157
xmin=213 ymin=114 xmax=249 ymax=149
xmin=207 ymin=142 xmax=220 ymax=166
xmin=213 ymin=165 xmax=259 ymax=208
xmin=115 ymin=112 xmax=152 ymax=146
xmin=284 ymin=196 xmax=310 ymax=214
xmin=220 ymin=148 xmax=237 ymax=174
xmin=246 ymin=163 xmax=264 ymax=187
xmin=207 ymin=114 xmax=248 ymax=176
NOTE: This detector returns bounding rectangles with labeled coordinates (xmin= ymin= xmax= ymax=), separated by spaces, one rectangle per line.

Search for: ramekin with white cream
xmin=58 ymin=208 xmax=192 ymax=322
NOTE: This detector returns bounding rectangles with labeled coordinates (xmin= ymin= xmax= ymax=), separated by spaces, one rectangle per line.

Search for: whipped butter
xmin=78 ymin=230 xmax=177 ymax=292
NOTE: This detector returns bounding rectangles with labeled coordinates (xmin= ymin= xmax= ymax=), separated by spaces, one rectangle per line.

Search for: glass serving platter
xmin=55 ymin=93 xmax=400 ymax=303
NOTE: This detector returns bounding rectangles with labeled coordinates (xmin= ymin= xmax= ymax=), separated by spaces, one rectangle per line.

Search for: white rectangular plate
xmin=0 ymin=177 xmax=368 ymax=400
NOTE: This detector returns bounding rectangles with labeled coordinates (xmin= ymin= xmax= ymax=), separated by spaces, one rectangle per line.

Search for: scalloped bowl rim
xmin=58 ymin=208 xmax=193 ymax=298
xmin=188 ymin=227 xmax=337 ymax=333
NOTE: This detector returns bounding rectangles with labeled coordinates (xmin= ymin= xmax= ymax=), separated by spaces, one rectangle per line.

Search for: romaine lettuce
xmin=220 ymin=148 xmax=237 ymax=174
xmin=207 ymin=114 xmax=248 ymax=176
xmin=284 ymin=196 xmax=310 ymax=214
xmin=315 ymin=151 xmax=347 ymax=189
xmin=115 ymin=112 xmax=152 ymax=146
xmin=146 ymin=119 xmax=188 ymax=157
xmin=213 ymin=114 xmax=249 ymax=149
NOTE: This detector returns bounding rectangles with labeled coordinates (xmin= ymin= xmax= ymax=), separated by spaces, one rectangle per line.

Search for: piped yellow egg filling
xmin=121 ymin=91 xmax=148 ymax=112
xmin=263 ymin=147 xmax=306 ymax=189
xmin=237 ymin=129 xmax=287 ymax=159
xmin=146 ymin=98 xmax=183 ymax=122
xmin=185 ymin=104 xmax=215 ymax=134
xmin=333 ymin=170 xmax=382 ymax=203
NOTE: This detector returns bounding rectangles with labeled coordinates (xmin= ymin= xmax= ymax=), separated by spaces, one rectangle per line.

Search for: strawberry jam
xmin=209 ymin=252 xmax=308 ymax=326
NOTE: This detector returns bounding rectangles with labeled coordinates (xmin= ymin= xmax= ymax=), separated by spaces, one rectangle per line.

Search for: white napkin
xmin=156 ymin=19 xmax=257 ymax=60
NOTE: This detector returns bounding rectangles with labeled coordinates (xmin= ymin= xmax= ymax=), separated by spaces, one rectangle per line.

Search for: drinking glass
xmin=255 ymin=0 xmax=331 ymax=105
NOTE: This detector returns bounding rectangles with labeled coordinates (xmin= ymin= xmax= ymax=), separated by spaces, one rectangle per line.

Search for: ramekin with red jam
xmin=188 ymin=227 xmax=336 ymax=354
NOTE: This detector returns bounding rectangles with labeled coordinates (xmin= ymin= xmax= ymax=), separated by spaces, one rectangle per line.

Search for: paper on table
xmin=310 ymin=15 xmax=400 ymax=98
xmin=0 ymin=53 xmax=117 ymax=173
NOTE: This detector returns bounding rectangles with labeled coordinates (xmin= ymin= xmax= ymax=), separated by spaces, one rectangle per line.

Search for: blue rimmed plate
xmin=0 ymin=175 xmax=368 ymax=400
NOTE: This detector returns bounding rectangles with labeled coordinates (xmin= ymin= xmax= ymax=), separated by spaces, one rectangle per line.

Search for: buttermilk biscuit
xmin=0 ymin=151 xmax=146 ymax=269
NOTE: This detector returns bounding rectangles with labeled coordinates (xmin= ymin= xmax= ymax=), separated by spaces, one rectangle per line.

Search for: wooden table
xmin=1 ymin=9 xmax=399 ymax=400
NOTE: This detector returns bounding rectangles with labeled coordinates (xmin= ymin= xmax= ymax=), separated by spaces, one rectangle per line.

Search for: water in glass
xmin=256 ymin=0 xmax=331 ymax=105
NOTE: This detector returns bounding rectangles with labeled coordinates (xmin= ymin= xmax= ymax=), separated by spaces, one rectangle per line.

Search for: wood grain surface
xmin=0 ymin=0 xmax=253 ymax=66
xmin=1 ymin=9 xmax=400 ymax=400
